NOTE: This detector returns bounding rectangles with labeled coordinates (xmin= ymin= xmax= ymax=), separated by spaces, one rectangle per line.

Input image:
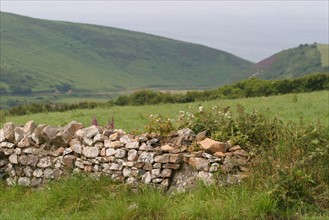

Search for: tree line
xmin=3 ymin=73 xmax=328 ymax=116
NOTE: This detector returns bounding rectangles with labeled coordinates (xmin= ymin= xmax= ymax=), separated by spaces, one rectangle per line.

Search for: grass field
xmin=3 ymin=91 xmax=328 ymax=131
xmin=1 ymin=91 xmax=329 ymax=219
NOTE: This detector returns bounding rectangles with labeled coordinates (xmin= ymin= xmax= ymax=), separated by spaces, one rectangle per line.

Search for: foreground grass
xmin=0 ymin=175 xmax=281 ymax=219
xmin=3 ymin=91 xmax=328 ymax=131
xmin=1 ymin=174 xmax=327 ymax=220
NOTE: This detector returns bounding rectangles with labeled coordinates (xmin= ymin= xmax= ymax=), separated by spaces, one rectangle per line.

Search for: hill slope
xmin=0 ymin=12 xmax=253 ymax=97
xmin=253 ymin=43 xmax=329 ymax=79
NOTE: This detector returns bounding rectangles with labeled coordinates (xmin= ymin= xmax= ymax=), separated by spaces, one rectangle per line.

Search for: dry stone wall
xmin=0 ymin=121 xmax=250 ymax=191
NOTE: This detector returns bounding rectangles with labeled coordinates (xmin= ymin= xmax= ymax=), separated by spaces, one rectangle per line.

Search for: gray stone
xmin=27 ymin=155 xmax=39 ymax=167
xmin=44 ymin=168 xmax=54 ymax=179
xmin=142 ymin=171 xmax=152 ymax=184
xmin=126 ymin=177 xmax=137 ymax=184
xmin=33 ymin=169 xmax=43 ymax=177
xmin=14 ymin=127 xmax=24 ymax=144
xmin=93 ymin=134 xmax=107 ymax=143
xmin=115 ymin=149 xmax=126 ymax=158
xmin=63 ymin=155 xmax=76 ymax=168
xmin=31 ymin=124 xmax=47 ymax=145
xmin=17 ymin=137 xmax=30 ymax=148
xmin=123 ymin=167 xmax=132 ymax=177
xmin=168 ymin=163 xmax=198 ymax=194
xmin=152 ymin=178 xmax=163 ymax=183
xmin=69 ymin=139 xmax=83 ymax=154
xmin=106 ymin=148 xmax=117 ymax=156
xmin=209 ymin=163 xmax=219 ymax=172
xmin=6 ymin=177 xmax=16 ymax=186
xmin=83 ymin=147 xmax=99 ymax=158
xmin=138 ymin=152 xmax=155 ymax=163
xmin=123 ymin=161 xmax=135 ymax=167
xmin=9 ymin=154 xmax=18 ymax=164
xmin=0 ymin=129 xmax=5 ymax=142
xmin=153 ymin=163 xmax=162 ymax=169
xmin=162 ymin=163 xmax=180 ymax=170
xmin=3 ymin=122 xmax=15 ymax=142
xmin=31 ymin=178 xmax=43 ymax=187
xmin=37 ymin=157 xmax=52 ymax=168
xmin=161 ymin=169 xmax=173 ymax=177
xmin=198 ymin=171 xmax=214 ymax=185
xmin=82 ymin=126 xmax=101 ymax=139
xmin=24 ymin=166 xmax=33 ymax=177
xmin=127 ymin=149 xmax=138 ymax=161
xmin=61 ymin=121 xmax=83 ymax=143
xmin=126 ymin=141 xmax=139 ymax=149
xmin=23 ymin=120 xmax=37 ymax=135
xmin=82 ymin=138 xmax=93 ymax=146
xmin=0 ymin=142 xmax=15 ymax=148
xmin=189 ymin=157 xmax=209 ymax=171
xmin=18 ymin=177 xmax=30 ymax=186
xmin=119 ymin=135 xmax=131 ymax=144
xmin=110 ymin=163 xmax=122 ymax=171
xmin=151 ymin=169 xmax=161 ymax=178
xmin=18 ymin=155 xmax=28 ymax=165
xmin=14 ymin=148 xmax=22 ymax=155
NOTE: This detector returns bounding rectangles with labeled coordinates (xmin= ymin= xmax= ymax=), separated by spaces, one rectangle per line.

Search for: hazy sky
xmin=1 ymin=0 xmax=328 ymax=62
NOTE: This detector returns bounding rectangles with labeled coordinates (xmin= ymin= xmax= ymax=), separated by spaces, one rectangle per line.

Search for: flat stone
xmin=160 ymin=144 xmax=175 ymax=152
xmin=189 ymin=157 xmax=209 ymax=171
xmin=162 ymin=163 xmax=180 ymax=170
xmin=82 ymin=126 xmax=101 ymax=139
xmin=123 ymin=161 xmax=135 ymax=167
xmin=229 ymin=145 xmax=242 ymax=152
xmin=93 ymin=134 xmax=108 ymax=143
xmin=233 ymin=150 xmax=248 ymax=157
xmin=119 ymin=135 xmax=131 ymax=144
xmin=198 ymin=138 xmax=228 ymax=154
xmin=0 ymin=142 xmax=15 ymax=148
xmin=126 ymin=141 xmax=139 ymax=149
xmin=109 ymin=163 xmax=121 ymax=171
xmin=214 ymin=152 xmax=225 ymax=157
xmin=82 ymin=147 xmax=99 ymax=158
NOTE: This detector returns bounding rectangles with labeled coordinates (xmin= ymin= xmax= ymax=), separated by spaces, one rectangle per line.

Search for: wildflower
xmin=199 ymin=106 xmax=204 ymax=112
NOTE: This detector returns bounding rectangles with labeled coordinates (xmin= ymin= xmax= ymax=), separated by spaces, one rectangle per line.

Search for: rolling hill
xmin=0 ymin=12 xmax=252 ymax=97
xmin=252 ymin=43 xmax=329 ymax=79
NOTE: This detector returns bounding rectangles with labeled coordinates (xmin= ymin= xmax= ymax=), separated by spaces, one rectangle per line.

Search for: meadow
xmin=1 ymin=90 xmax=328 ymax=219
xmin=3 ymin=91 xmax=328 ymax=130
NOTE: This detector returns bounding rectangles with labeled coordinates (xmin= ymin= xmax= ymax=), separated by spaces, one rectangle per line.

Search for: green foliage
xmin=145 ymin=114 xmax=175 ymax=135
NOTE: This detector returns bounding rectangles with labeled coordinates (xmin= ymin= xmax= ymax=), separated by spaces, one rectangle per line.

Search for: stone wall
xmin=0 ymin=121 xmax=250 ymax=191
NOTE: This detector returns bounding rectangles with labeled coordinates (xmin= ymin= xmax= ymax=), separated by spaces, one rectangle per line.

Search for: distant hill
xmin=252 ymin=43 xmax=329 ymax=79
xmin=0 ymin=12 xmax=253 ymax=97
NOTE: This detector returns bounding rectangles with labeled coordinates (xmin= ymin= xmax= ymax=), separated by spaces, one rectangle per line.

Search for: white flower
xmin=199 ymin=106 xmax=204 ymax=112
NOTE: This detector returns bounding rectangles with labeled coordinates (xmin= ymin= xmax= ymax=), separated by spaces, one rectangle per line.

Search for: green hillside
xmin=0 ymin=12 xmax=252 ymax=100
xmin=253 ymin=43 xmax=329 ymax=79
